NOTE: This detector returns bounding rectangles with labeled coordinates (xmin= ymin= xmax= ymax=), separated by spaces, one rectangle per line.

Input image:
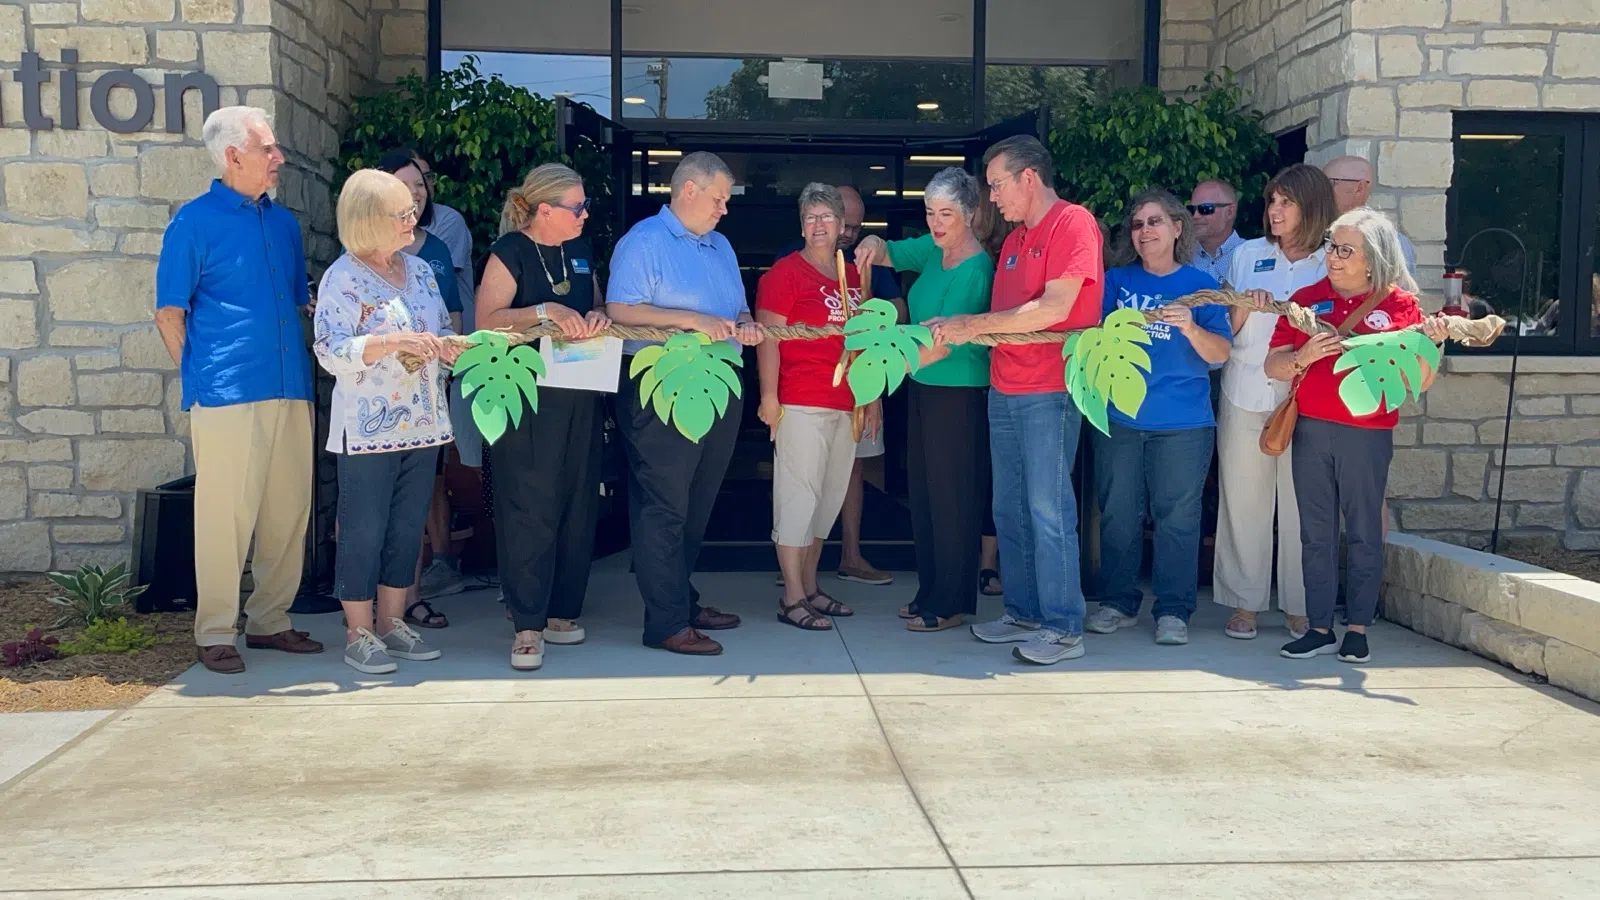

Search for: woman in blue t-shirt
xmin=1083 ymin=189 xmax=1233 ymax=647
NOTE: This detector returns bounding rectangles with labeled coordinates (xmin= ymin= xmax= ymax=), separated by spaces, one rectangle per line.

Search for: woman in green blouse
xmin=856 ymin=167 xmax=995 ymax=631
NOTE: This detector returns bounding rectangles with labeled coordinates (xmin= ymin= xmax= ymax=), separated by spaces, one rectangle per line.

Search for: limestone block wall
xmin=0 ymin=0 xmax=424 ymax=572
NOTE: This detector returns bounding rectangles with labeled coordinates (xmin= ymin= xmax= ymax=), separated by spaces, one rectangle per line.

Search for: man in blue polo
xmin=607 ymin=151 xmax=764 ymax=656
xmin=155 ymin=106 xmax=323 ymax=674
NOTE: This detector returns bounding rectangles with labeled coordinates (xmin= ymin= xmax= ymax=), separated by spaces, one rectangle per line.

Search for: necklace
xmin=534 ymin=241 xmax=570 ymax=297
xmin=355 ymin=253 xmax=406 ymax=287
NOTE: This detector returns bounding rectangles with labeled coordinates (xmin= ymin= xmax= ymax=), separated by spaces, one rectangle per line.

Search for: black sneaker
xmin=1338 ymin=631 xmax=1371 ymax=664
xmin=1280 ymin=629 xmax=1338 ymax=659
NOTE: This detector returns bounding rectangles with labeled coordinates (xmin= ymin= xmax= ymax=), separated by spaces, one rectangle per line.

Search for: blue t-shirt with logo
xmin=1101 ymin=263 xmax=1231 ymax=431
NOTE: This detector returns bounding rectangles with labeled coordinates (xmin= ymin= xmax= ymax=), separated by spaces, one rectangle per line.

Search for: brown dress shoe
xmin=692 ymin=607 xmax=741 ymax=630
xmin=651 ymin=627 xmax=723 ymax=656
xmin=197 ymin=645 xmax=245 ymax=674
xmin=245 ymin=629 xmax=325 ymax=654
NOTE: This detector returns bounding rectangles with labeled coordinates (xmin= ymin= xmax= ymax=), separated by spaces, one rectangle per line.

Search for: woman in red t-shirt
xmin=1264 ymin=208 xmax=1448 ymax=665
xmin=755 ymin=183 xmax=883 ymax=631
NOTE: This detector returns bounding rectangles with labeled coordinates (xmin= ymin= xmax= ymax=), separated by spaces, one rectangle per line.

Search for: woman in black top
xmin=477 ymin=162 xmax=610 ymax=672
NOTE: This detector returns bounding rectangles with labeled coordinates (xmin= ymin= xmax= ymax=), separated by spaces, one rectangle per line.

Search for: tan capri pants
xmin=1211 ymin=398 xmax=1306 ymax=616
xmin=772 ymin=405 xmax=857 ymax=547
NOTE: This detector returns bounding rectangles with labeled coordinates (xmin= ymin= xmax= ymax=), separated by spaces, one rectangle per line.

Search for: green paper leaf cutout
xmin=1061 ymin=309 xmax=1152 ymax=435
xmin=843 ymin=298 xmax=934 ymax=406
xmin=632 ymin=332 xmax=744 ymax=442
xmin=1331 ymin=329 xmax=1441 ymax=417
xmin=454 ymin=330 xmax=546 ymax=445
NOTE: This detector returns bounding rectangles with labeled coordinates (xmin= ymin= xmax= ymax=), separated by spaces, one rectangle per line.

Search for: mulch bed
xmin=0 ymin=579 xmax=195 ymax=713
xmin=1493 ymin=545 xmax=1600 ymax=584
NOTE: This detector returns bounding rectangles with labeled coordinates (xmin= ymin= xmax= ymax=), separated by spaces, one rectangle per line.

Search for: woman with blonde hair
xmin=476 ymin=162 xmax=611 ymax=671
xmin=314 ymin=168 xmax=460 ymax=674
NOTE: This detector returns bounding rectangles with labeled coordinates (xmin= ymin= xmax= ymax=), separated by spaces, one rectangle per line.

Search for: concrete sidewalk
xmin=3 ymin=556 xmax=1599 ymax=898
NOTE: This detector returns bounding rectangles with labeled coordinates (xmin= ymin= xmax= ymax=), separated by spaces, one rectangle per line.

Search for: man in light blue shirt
xmin=607 ymin=151 xmax=764 ymax=656
xmin=1188 ymin=180 xmax=1246 ymax=284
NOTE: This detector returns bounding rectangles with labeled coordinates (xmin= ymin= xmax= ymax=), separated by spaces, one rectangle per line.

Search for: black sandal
xmin=898 ymin=602 xmax=919 ymax=620
xmin=807 ymin=592 xmax=854 ymax=617
xmin=778 ymin=599 xmax=832 ymax=631
xmin=405 ymin=599 xmax=449 ymax=629
xmin=979 ymin=569 xmax=1003 ymax=596
xmin=907 ymin=613 xmax=965 ymax=632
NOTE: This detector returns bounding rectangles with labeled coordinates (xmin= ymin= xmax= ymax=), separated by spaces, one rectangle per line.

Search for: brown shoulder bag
xmin=1258 ymin=291 xmax=1388 ymax=457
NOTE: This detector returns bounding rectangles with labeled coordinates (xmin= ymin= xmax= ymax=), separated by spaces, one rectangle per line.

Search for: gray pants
xmin=1291 ymin=417 xmax=1392 ymax=631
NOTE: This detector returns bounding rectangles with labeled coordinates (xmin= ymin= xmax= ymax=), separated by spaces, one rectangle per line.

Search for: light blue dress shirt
xmin=606 ymin=205 xmax=748 ymax=355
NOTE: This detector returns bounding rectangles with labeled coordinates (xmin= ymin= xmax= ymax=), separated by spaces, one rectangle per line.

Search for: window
xmin=1449 ymin=113 xmax=1600 ymax=354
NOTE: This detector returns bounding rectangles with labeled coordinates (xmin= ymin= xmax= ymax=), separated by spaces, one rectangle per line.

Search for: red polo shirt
xmin=1270 ymin=278 xmax=1424 ymax=430
xmin=755 ymin=252 xmax=859 ymax=411
xmin=990 ymin=200 xmax=1104 ymax=394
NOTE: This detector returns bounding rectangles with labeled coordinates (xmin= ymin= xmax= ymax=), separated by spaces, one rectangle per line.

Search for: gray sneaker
xmin=970 ymin=613 xmax=1041 ymax=644
xmin=419 ymin=558 xmax=466 ymax=599
xmin=1086 ymin=605 xmax=1139 ymax=634
xmin=1012 ymin=629 xmax=1086 ymax=665
xmin=1154 ymin=615 xmax=1189 ymax=645
xmin=344 ymin=628 xmax=396 ymax=674
xmin=379 ymin=617 xmax=441 ymax=661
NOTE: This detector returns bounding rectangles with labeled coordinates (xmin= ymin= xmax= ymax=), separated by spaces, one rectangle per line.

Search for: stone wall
xmin=0 ymin=0 xmax=425 ymax=572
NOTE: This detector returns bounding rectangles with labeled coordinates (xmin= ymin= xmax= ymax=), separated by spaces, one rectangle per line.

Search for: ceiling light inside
xmin=1459 ymin=134 xmax=1525 ymax=141
xmin=916 ymin=101 xmax=940 ymax=111
xmin=937 ymin=12 xmax=962 ymax=21
xmin=623 ymin=96 xmax=647 ymax=105
xmin=908 ymin=155 xmax=965 ymax=164
xmin=869 ymin=164 xmax=887 ymax=171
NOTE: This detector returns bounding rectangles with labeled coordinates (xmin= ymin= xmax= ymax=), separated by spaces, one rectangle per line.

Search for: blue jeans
xmin=1091 ymin=423 xmax=1215 ymax=622
xmin=988 ymin=389 xmax=1085 ymax=636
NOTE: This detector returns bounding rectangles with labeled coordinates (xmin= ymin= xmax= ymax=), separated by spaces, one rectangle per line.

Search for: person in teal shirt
xmin=856 ymin=167 xmax=997 ymax=632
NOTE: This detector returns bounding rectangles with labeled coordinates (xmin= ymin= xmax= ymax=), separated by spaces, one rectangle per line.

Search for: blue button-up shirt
xmin=156 ymin=179 xmax=314 ymax=410
xmin=1194 ymin=230 xmax=1245 ymax=286
xmin=606 ymin=205 xmax=748 ymax=355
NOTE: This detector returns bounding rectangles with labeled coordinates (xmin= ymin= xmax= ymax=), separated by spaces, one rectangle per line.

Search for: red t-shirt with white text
xmin=989 ymin=200 xmax=1104 ymax=394
xmin=755 ymin=252 xmax=860 ymax=411
xmin=1269 ymin=278 xmax=1424 ymax=429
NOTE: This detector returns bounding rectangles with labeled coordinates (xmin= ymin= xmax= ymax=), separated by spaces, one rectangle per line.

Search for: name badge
xmin=1004 ymin=255 xmax=1018 ymax=270
xmin=1310 ymin=300 xmax=1335 ymax=316
xmin=571 ymin=258 xmax=591 ymax=275
xmin=1253 ymin=258 xmax=1276 ymax=272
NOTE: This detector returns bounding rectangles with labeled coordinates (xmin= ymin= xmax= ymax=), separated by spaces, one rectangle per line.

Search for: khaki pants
xmin=771 ymin=405 xmax=856 ymax=548
xmin=191 ymin=399 xmax=314 ymax=646
xmin=1212 ymin=399 xmax=1305 ymax=616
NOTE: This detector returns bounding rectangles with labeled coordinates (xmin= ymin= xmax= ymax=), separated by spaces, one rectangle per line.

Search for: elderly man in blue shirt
xmin=607 ymin=151 xmax=764 ymax=656
xmin=154 ymin=106 xmax=323 ymax=674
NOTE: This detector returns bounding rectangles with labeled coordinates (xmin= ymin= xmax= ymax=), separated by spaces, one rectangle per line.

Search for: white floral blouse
xmin=313 ymin=253 xmax=455 ymax=455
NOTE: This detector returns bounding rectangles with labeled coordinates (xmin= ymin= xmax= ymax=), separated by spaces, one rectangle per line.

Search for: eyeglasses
xmin=1328 ymin=177 xmax=1367 ymax=185
xmin=390 ymin=206 xmax=419 ymax=222
xmin=803 ymin=213 xmax=839 ymax=226
xmin=553 ymin=198 xmax=592 ymax=216
xmin=421 ymin=171 xmax=438 ymax=187
xmin=1324 ymin=238 xmax=1358 ymax=260
xmin=986 ymin=172 xmax=1019 ymax=193
xmin=1129 ymin=215 xmax=1168 ymax=231
xmin=1186 ymin=202 xmax=1234 ymax=216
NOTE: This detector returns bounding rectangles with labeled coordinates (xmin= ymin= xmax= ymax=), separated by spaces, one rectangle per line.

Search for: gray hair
xmin=1330 ymin=207 xmax=1419 ymax=297
xmin=1113 ymin=188 xmax=1197 ymax=267
xmin=202 ymin=106 xmax=270 ymax=171
xmin=923 ymin=167 xmax=981 ymax=221
xmin=982 ymin=134 xmax=1055 ymax=187
xmin=670 ymin=151 xmax=733 ymax=198
xmin=797 ymin=182 xmax=844 ymax=223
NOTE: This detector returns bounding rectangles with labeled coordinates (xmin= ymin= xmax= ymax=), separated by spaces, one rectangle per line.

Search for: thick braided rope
xmin=401 ymin=289 xmax=1506 ymax=370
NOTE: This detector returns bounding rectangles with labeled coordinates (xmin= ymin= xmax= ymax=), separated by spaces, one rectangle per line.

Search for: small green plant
xmin=630 ymin=333 xmax=744 ymax=442
xmin=1334 ymin=330 xmax=1442 ymax=417
xmin=1063 ymin=308 xmax=1154 ymax=436
xmin=454 ymin=330 xmax=547 ymax=444
xmin=45 ymin=562 xmax=147 ymax=628
xmin=843 ymin=298 xmax=935 ymax=406
xmin=57 ymin=616 xmax=159 ymax=657
xmin=3 ymin=626 xmax=60 ymax=668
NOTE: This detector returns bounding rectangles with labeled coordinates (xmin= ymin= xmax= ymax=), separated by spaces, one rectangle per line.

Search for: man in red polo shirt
xmin=930 ymin=134 xmax=1104 ymax=665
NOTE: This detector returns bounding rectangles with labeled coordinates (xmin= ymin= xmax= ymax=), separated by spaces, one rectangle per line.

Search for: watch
xmin=535 ymin=303 xmax=548 ymax=321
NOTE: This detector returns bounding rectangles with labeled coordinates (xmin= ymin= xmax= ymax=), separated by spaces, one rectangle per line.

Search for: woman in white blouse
xmin=314 ymin=169 xmax=461 ymax=675
xmin=1212 ymin=164 xmax=1337 ymax=641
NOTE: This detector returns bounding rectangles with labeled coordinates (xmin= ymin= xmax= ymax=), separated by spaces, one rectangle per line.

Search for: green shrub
xmin=58 ymin=617 xmax=159 ymax=657
xmin=1050 ymin=71 xmax=1277 ymax=230
xmin=45 ymin=562 xmax=147 ymax=628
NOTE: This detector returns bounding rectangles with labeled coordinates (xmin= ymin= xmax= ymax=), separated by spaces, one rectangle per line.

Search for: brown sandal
xmin=807 ymin=592 xmax=853 ymax=617
xmin=907 ymin=613 xmax=964 ymax=632
xmin=778 ymin=599 xmax=832 ymax=631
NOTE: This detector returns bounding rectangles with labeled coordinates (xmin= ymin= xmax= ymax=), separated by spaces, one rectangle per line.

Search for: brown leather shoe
xmin=197 ymin=645 xmax=245 ymax=674
xmin=692 ymin=607 xmax=741 ymax=631
xmin=651 ymin=627 xmax=723 ymax=656
xmin=244 ymin=629 xmax=325 ymax=654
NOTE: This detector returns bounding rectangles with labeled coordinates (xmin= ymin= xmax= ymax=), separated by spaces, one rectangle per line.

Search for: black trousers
xmin=1292 ymin=416 xmax=1393 ymax=631
xmin=907 ymin=382 xmax=987 ymax=619
xmin=490 ymin=387 xmax=603 ymax=633
xmin=618 ymin=360 xmax=743 ymax=645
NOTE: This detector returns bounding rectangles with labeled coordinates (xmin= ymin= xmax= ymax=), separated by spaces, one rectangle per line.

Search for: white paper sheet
xmin=537 ymin=336 xmax=623 ymax=393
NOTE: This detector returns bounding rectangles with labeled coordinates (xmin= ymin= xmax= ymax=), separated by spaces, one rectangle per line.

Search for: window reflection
xmin=439 ymin=51 xmax=612 ymax=108
xmin=619 ymin=57 xmax=971 ymax=123
xmin=1451 ymin=132 xmax=1564 ymax=337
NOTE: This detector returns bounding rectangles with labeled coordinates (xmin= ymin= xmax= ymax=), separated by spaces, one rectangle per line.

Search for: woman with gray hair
xmin=755 ymin=182 xmax=881 ymax=630
xmin=854 ymin=167 xmax=997 ymax=631
xmin=1265 ymin=207 xmax=1448 ymax=663
xmin=1083 ymin=189 xmax=1233 ymax=646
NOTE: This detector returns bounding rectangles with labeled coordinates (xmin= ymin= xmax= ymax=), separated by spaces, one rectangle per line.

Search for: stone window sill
xmin=1445 ymin=356 xmax=1600 ymax=375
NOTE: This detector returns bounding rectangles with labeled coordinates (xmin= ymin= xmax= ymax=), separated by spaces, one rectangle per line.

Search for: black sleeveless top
xmin=487 ymin=232 xmax=596 ymax=315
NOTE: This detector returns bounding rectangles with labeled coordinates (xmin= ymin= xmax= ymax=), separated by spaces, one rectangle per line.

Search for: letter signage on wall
xmin=4 ymin=51 xmax=221 ymax=134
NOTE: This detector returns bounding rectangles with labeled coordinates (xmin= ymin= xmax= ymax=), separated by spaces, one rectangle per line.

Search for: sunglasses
xmin=1324 ymin=238 xmax=1358 ymax=260
xmin=553 ymin=198 xmax=592 ymax=216
xmin=1185 ymin=202 xmax=1234 ymax=216
xmin=1129 ymin=214 xmax=1168 ymax=231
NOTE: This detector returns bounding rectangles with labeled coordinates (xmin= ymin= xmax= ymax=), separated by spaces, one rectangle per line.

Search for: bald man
xmin=1323 ymin=156 xmax=1417 ymax=273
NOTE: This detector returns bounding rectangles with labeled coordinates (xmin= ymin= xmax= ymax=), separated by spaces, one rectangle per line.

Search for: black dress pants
xmin=490 ymin=386 xmax=603 ymax=633
xmin=1292 ymin=415 xmax=1393 ymax=631
xmin=907 ymin=381 xmax=987 ymax=619
xmin=618 ymin=360 xmax=743 ymax=645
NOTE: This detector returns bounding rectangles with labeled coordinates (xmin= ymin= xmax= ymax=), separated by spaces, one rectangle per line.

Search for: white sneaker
xmin=1012 ymin=630 xmax=1085 ymax=665
xmin=344 ymin=628 xmax=396 ymax=674
xmin=1154 ymin=615 xmax=1189 ymax=645
xmin=1086 ymin=605 xmax=1138 ymax=634
xmin=378 ymin=617 xmax=441 ymax=661
xmin=970 ymin=614 xmax=1041 ymax=644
